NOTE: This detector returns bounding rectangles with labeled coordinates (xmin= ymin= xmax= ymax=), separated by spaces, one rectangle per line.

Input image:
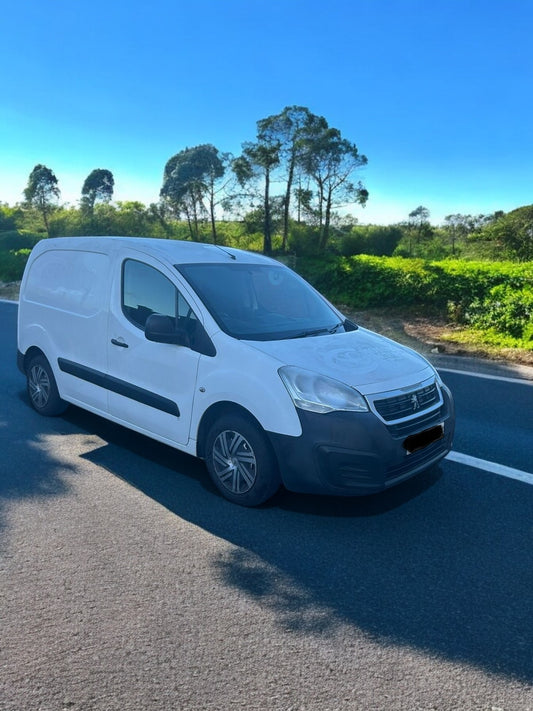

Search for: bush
xmin=340 ymin=225 xmax=403 ymax=257
xmin=0 ymin=206 xmax=20 ymax=232
xmin=465 ymin=285 xmax=533 ymax=341
xmin=0 ymin=230 xmax=40 ymax=251
xmin=0 ymin=249 xmax=31 ymax=282
xmin=295 ymin=255 xmax=444 ymax=308
xmin=287 ymin=224 xmax=321 ymax=256
xmin=0 ymin=231 xmax=39 ymax=281
xmin=294 ymin=254 xmax=533 ymax=344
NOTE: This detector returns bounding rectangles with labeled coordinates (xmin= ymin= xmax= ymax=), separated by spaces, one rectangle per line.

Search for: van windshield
xmin=176 ymin=262 xmax=345 ymax=341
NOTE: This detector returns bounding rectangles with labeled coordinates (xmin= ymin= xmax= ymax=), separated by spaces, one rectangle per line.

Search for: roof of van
xmin=32 ymin=236 xmax=277 ymax=265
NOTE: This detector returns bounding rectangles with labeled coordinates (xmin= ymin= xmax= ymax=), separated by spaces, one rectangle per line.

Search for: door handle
xmin=111 ymin=338 xmax=129 ymax=348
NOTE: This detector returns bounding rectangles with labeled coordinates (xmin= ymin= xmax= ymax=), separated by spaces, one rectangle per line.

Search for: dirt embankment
xmin=340 ymin=305 xmax=533 ymax=368
xmin=0 ymin=282 xmax=21 ymax=301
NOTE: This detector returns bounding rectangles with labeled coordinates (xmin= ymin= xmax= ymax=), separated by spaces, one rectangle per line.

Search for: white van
xmin=17 ymin=236 xmax=454 ymax=505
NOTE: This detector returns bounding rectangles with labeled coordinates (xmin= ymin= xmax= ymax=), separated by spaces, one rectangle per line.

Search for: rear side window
xmin=122 ymin=259 xmax=197 ymax=330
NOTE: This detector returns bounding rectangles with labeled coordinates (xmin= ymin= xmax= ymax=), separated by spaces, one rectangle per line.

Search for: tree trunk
xmin=317 ymin=179 xmax=325 ymax=233
xmin=263 ymin=168 xmax=272 ymax=255
xmin=40 ymin=204 xmax=51 ymax=238
xmin=185 ymin=207 xmax=194 ymax=240
xmin=209 ymin=183 xmax=217 ymax=244
xmin=192 ymin=201 xmax=200 ymax=240
xmin=282 ymin=158 xmax=295 ymax=252
xmin=320 ymin=188 xmax=333 ymax=251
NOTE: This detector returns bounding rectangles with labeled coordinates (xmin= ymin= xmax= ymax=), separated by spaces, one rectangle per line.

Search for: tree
xmin=443 ymin=214 xmax=464 ymax=255
xmin=241 ymin=197 xmax=284 ymax=237
xmin=233 ymin=140 xmax=281 ymax=254
xmin=407 ymin=205 xmax=431 ymax=255
xmin=23 ymin=164 xmax=60 ymax=237
xmin=340 ymin=224 xmax=403 ymax=257
xmin=203 ymin=149 xmax=233 ymax=243
xmin=0 ymin=204 xmax=19 ymax=232
xmin=297 ymin=126 xmax=368 ymax=250
xmin=486 ymin=205 xmax=533 ymax=261
xmin=256 ymin=106 xmax=327 ymax=251
xmin=81 ymin=169 xmax=114 ymax=215
xmin=160 ymin=144 xmax=226 ymax=242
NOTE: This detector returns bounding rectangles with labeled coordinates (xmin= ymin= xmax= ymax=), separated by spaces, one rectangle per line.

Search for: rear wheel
xmin=26 ymin=354 xmax=67 ymax=416
xmin=205 ymin=414 xmax=280 ymax=506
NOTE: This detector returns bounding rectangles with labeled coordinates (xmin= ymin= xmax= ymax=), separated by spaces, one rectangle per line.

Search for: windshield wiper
xmin=287 ymin=322 xmax=344 ymax=339
xmin=328 ymin=321 xmax=345 ymax=334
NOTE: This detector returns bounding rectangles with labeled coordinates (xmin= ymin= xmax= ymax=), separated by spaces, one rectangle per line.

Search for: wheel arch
xmin=196 ymin=401 xmax=268 ymax=460
xmin=21 ymin=346 xmax=48 ymax=374
xmin=24 ymin=349 xmax=68 ymax=416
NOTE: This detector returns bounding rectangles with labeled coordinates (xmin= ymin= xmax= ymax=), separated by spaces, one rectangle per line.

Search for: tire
xmin=205 ymin=414 xmax=281 ymax=506
xmin=26 ymin=354 xmax=68 ymax=416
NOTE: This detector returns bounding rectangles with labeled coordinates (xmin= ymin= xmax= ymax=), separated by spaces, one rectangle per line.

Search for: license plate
xmin=403 ymin=424 xmax=444 ymax=454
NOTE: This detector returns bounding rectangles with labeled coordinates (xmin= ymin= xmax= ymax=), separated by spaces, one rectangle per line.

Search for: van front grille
xmin=386 ymin=405 xmax=445 ymax=438
xmin=373 ymin=382 xmax=440 ymax=422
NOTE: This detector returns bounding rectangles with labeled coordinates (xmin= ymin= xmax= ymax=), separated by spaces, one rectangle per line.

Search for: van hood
xmin=244 ymin=327 xmax=434 ymax=395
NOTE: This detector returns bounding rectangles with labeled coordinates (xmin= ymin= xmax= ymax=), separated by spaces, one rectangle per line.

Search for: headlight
xmin=279 ymin=365 xmax=368 ymax=414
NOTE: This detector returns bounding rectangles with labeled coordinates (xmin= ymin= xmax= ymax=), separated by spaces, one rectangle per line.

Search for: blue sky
xmin=1 ymin=0 xmax=532 ymax=225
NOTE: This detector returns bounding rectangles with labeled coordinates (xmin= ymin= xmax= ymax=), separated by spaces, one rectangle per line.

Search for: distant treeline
xmin=3 ymin=103 xmax=532 ymax=262
xmin=1 ymin=199 xmax=532 ymax=263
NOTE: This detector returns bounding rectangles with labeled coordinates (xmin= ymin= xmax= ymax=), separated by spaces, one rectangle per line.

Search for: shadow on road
xmin=0 ymin=396 xmax=81 ymax=544
xmin=57 ymin=405 xmax=533 ymax=687
xmin=0 ymin=301 xmax=78 ymax=541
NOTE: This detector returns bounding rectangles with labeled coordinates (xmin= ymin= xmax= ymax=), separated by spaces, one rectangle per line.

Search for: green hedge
xmin=465 ymin=285 xmax=533 ymax=341
xmin=0 ymin=249 xmax=31 ymax=282
xmin=295 ymin=255 xmax=533 ymax=344
xmin=296 ymin=255 xmax=533 ymax=309
xmin=0 ymin=231 xmax=40 ymax=282
xmin=0 ymin=230 xmax=40 ymax=252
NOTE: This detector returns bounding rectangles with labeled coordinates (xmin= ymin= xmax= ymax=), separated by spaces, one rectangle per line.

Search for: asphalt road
xmin=1 ymin=299 xmax=532 ymax=711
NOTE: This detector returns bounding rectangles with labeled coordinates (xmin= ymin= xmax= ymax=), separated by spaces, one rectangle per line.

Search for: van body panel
xmin=244 ymin=328 xmax=433 ymax=395
xmin=193 ymin=334 xmax=303 ymax=438
xmin=19 ymin=245 xmax=112 ymax=411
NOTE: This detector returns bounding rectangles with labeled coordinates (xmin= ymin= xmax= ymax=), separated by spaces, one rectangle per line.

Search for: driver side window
xmin=122 ymin=259 xmax=196 ymax=330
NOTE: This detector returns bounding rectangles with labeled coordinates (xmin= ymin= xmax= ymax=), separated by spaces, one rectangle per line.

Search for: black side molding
xmin=57 ymin=358 xmax=180 ymax=417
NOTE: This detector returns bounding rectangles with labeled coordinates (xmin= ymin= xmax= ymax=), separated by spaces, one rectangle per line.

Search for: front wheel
xmin=26 ymin=354 xmax=67 ymax=416
xmin=205 ymin=414 xmax=281 ymax=506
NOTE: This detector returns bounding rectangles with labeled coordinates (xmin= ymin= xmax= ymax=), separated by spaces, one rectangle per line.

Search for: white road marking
xmin=438 ymin=367 xmax=533 ymax=385
xmin=446 ymin=450 xmax=533 ymax=485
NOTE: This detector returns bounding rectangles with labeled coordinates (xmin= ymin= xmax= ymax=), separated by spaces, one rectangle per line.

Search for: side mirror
xmin=145 ymin=314 xmax=189 ymax=347
xmin=144 ymin=313 xmax=216 ymax=356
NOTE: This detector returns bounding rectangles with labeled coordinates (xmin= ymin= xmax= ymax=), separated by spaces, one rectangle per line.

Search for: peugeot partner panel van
xmin=17 ymin=237 xmax=454 ymax=505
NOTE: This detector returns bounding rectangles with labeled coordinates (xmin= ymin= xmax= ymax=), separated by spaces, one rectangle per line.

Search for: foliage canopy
xmin=23 ymin=164 xmax=60 ymax=237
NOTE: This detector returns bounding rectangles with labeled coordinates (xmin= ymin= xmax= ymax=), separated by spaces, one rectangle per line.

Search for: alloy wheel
xmin=212 ymin=429 xmax=257 ymax=494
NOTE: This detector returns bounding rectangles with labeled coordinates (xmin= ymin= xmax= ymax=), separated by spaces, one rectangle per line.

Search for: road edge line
xmin=438 ymin=367 xmax=533 ymax=385
xmin=446 ymin=450 xmax=533 ymax=485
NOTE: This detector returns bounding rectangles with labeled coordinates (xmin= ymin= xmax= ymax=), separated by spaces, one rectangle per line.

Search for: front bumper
xmin=268 ymin=384 xmax=454 ymax=496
